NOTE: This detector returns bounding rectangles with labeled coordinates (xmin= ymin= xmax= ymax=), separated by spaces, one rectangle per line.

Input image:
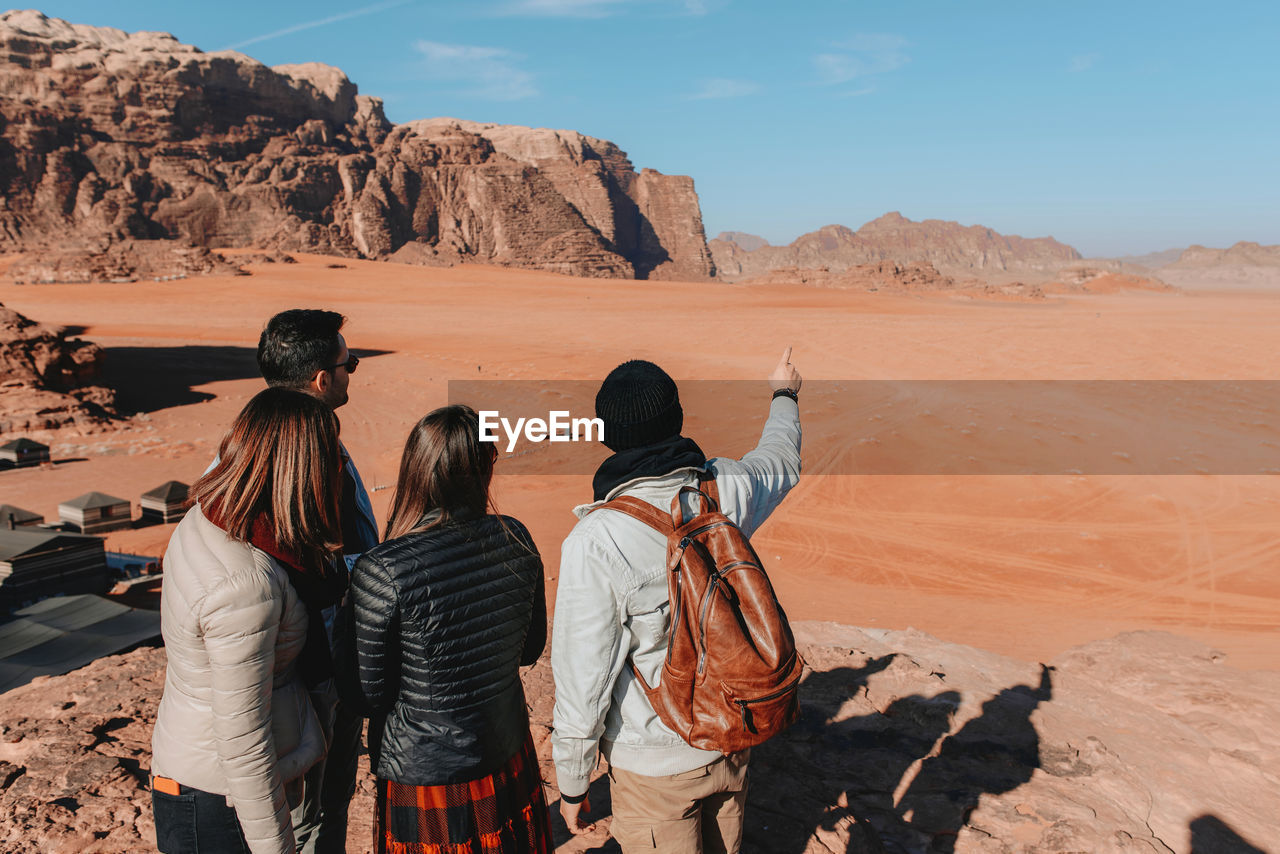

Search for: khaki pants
xmin=609 ymin=751 xmax=750 ymax=854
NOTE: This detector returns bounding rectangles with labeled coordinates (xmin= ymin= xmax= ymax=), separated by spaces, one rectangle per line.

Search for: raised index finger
xmin=780 ymin=345 xmax=793 ymax=365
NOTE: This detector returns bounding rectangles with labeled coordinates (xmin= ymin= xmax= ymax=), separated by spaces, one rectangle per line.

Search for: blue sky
xmin=30 ymin=0 xmax=1280 ymax=256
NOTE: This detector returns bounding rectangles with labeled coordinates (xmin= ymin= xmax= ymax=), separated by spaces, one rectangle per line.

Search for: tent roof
xmin=0 ymin=528 xmax=101 ymax=562
xmin=60 ymin=491 xmax=128 ymax=510
xmin=0 ymin=505 xmax=42 ymax=524
xmin=0 ymin=595 xmax=160 ymax=694
xmin=0 ymin=438 xmax=48 ymax=452
xmin=141 ymin=481 xmax=188 ymax=502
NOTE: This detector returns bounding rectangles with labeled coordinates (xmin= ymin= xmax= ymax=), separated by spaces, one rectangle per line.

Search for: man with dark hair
xmin=255 ymin=308 xmax=378 ymax=853
xmin=552 ymin=349 xmax=803 ymax=853
xmin=258 ymin=309 xmax=355 ymax=408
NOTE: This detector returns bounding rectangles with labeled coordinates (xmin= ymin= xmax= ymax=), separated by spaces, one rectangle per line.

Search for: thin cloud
xmin=221 ymin=0 xmax=413 ymax=51
xmin=687 ymin=77 xmax=760 ymax=100
xmin=496 ymin=0 xmax=628 ymax=17
xmin=682 ymin=0 xmax=729 ymax=14
xmin=1069 ymin=53 xmax=1100 ymax=72
xmin=814 ymin=32 xmax=909 ymax=85
xmin=492 ymin=0 xmax=719 ymax=16
xmin=413 ymin=40 xmax=537 ymax=100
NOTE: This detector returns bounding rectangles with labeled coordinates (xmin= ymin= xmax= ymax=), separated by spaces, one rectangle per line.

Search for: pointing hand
xmin=769 ymin=346 xmax=802 ymax=394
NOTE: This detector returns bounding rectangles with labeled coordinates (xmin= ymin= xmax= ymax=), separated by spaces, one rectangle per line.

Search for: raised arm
xmin=715 ymin=347 xmax=803 ymax=536
xmin=201 ymin=569 xmax=294 ymax=854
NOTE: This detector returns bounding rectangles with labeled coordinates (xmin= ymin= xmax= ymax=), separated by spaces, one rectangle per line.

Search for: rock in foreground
xmin=0 ymin=624 xmax=1273 ymax=853
xmin=0 ymin=302 xmax=115 ymax=432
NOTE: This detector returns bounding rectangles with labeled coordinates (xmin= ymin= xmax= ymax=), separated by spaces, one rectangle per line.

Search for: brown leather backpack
xmin=598 ymin=473 xmax=804 ymax=754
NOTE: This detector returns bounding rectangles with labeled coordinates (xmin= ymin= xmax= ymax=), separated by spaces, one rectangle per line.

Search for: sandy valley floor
xmin=2 ymin=253 xmax=1276 ymax=669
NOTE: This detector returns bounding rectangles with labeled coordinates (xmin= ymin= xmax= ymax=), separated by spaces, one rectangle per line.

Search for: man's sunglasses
xmin=328 ymin=353 xmax=360 ymax=374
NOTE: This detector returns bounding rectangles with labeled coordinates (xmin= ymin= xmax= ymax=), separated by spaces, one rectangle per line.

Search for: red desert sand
xmin=1 ymin=252 xmax=1276 ymax=669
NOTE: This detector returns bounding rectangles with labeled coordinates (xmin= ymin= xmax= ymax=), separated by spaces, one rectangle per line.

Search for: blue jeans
xmin=152 ymin=783 xmax=250 ymax=854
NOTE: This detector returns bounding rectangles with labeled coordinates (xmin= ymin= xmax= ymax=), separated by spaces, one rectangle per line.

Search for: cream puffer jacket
xmin=151 ymin=504 xmax=326 ymax=854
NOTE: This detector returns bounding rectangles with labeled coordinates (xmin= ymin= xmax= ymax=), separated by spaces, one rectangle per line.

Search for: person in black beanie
xmin=552 ymin=349 xmax=803 ymax=854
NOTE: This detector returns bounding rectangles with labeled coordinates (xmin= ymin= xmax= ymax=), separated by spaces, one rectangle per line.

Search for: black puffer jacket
xmin=348 ymin=512 xmax=546 ymax=785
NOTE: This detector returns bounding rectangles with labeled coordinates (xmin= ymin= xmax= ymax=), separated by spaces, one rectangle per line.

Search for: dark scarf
xmin=592 ymin=435 xmax=707 ymax=502
xmin=205 ymin=503 xmax=345 ymax=689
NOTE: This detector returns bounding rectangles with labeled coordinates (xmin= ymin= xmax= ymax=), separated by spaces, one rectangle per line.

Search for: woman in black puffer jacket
xmin=347 ymin=404 xmax=551 ymax=854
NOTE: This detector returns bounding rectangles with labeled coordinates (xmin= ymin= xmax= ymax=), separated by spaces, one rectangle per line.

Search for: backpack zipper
xmin=676 ymin=521 xmax=732 ymax=555
xmin=733 ymin=676 xmax=801 ymax=732
xmin=693 ymin=562 xmax=762 ymax=673
xmin=696 ymin=570 xmax=721 ymax=675
xmin=666 ymin=568 xmax=683 ymax=665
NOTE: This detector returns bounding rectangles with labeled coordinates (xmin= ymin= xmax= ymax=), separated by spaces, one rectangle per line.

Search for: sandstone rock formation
xmin=0 ymin=302 xmax=115 ymax=432
xmin=1049 ymin=267 xmax=1177 ymax=295
xmin=1 ymin=623 xmax=1273 ymax=853
xmin=739 ymin=260 xmax=970 ymax=293
xmin=0 ymin=11 xmax=714 ymax=281
xmin=8 ymin=240 xmax=245 ymax=284
xmin=711 ymin=213 xmax=1082 ymax=282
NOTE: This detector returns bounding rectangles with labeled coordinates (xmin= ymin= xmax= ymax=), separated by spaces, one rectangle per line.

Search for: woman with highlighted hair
xmin=151 ymin=387 xmax=346 ymax=854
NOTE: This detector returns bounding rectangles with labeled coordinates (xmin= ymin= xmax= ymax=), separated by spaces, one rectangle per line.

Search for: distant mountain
xmin=714 ymin=231 xmax=769 ymax=252
xmin=1166 ymin=242 xmax=1280 ymax=269
xmin=1151 ymin=242 xmax=1280 ymax=291
xmin=709 ymin=213 xmax=1082 ymax=281
xmin=1110 ymin=248 xmax=1185 ymax=268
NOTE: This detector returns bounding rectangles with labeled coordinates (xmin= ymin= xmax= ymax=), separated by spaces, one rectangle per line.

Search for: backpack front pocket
xmin=720 ymin=654 xmax=804 ymax=736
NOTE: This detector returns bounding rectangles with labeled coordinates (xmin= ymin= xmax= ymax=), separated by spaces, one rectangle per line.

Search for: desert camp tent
xmin=0 ymin=594 xmax=160 ymax=694
xmin=0 ymin=438 xmax=49 ymax=468
xmin=0 ymin=528 xmax=108 ymax=612
xmin=140 ymin=480 xmax=188 ymax=523
xmin=58 ymin=491 xmax=132 ymax=534
xmin=0 ymin=505 xmax=43 ymax=529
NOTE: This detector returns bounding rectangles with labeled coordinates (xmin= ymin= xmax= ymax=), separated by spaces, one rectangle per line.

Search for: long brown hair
xmin=384 ymin=405 xmax=496 ymax=540
xmin=191 ymin=387 xmax=342 ymax=569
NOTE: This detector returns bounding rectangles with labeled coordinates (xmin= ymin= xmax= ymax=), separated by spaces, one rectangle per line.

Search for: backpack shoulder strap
xmin=596 ymin=496 xmax=674 ymax=534
xmin=699 ymin=470 xmax=720 ymax=508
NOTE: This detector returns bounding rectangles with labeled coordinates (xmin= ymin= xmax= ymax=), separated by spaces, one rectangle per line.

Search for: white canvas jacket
xmin=151 ymin=505 xmax=327 ymax=854
xmin=551 ymin=395 xmax=801 ymax=797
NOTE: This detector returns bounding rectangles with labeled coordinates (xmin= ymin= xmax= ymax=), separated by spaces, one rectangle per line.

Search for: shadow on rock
xmin=1190 ymin=815 xmax=1267 ymax=853
xmin=895 ymin=664 xmax=1053 ymax=853
xmin=743 ymin=654 xmax=940 ymax=853
xmin=747 ymin=659 xmax=1055 ymax=854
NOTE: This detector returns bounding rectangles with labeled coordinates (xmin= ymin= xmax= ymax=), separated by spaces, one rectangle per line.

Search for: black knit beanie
xmin=595 ymin=360 xmax=683 ymax=451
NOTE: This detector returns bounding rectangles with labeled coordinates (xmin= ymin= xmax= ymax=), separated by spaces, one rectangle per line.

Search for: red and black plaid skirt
xmin=375 ymin=733 xmax=554 ymax=854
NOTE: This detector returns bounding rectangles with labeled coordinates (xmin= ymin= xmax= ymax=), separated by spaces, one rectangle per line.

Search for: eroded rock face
xmin=711 ymin=213 xmax=1082 ymax=282
xmin=0 ymin=624 xmax=1273 ymax=853
xmin=0 ymin=11 xmax=714 ymax=280
xmin=0 ymin=302 xmax=115 ymax=432
xmin=8 ymin=239 xmax=245 ymax=284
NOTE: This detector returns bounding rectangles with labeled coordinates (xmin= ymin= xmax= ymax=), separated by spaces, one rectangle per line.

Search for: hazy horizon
xmin=18 ymin=0 xmax=1280 ymax=257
